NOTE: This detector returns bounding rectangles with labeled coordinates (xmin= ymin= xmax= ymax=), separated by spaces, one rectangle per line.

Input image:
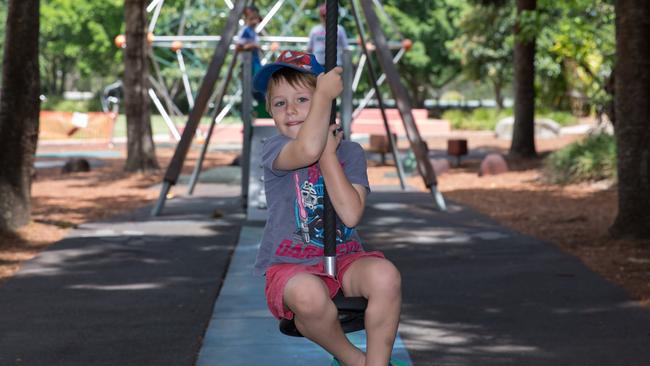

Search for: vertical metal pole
xmin=241 ymin=51 xmax=254 ymax=209
xmin=350 ymin=0 xmax=407 ymax=190
xmin=323 ymin=0 xmax=339 ymax=277
xmin=341 ymin=48 xmax=353 ymax=139
xmin=359 ymin=0 xmax=446 ymax=210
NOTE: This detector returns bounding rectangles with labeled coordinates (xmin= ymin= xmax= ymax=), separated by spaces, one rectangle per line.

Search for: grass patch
xmin=442 ymin=108 xmax=579 ymax=131
xmin=543 ymin=133 xmax=617 ymax=184
xmin=112 ymin=115 xmax=242 ymax=138
xmin=41 ymin=97 xmax=102 ymax=113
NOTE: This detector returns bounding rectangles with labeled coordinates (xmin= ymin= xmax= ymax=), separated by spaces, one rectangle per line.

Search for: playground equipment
xmin=149 ymin=0 xmax=446 ymax=217
xmin=126 ymin=0 xmax=412 ymax=167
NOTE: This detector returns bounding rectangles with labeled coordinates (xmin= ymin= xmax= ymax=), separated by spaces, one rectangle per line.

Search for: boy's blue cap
xmin=253 ymin=50 xmax=324 ymax=95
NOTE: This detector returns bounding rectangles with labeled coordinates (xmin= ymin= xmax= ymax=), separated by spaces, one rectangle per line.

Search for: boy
xmin=253 ymin=50 xmax=403 ymax=366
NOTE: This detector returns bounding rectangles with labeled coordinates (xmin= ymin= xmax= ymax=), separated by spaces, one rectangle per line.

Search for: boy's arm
xmin=318 ymin=130 xmax=367 ymax=228
xmin=273 ymin=67 xmax=343 ymax=171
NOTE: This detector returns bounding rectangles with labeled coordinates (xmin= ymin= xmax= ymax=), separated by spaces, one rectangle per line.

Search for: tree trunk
xmin=493 ymin=78 xmax=504 ymax=111
xmin=609 ymin=0 xmax=650 ymax=239
xmin=123 ymin=0 xmax=158 ymax=172
xmin=49 ymin=59 xmax=57 ymax=95
xmin=510 ymin=0 xmax=537 ymax=158
xmin=0 ymin=0 xmax=40 ymax=231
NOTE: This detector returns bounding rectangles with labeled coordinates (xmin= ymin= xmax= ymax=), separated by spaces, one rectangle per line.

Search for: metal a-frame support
xmin=186 ymin=51 xmax=240 ymax=195
xmin=349 ymin=0 xmax=407 ymax=190
xmin=358 ymin=0 xmax=446 ymax=210
xmin=151 ymin=0 xmax=246 ymax=216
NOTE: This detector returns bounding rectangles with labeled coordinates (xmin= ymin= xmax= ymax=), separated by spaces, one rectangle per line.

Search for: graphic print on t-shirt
xmin=293 ymin=164 xmax=353 ymax=247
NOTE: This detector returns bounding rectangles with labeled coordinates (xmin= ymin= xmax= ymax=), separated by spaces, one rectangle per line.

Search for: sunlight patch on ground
xmin=399 ymin=318 xmax=540 ymax=355
xmin=68 ymin=282 xmax=165 ymax=290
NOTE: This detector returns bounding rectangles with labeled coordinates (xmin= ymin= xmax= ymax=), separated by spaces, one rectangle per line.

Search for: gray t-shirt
xmin=253 ymin=133 xmax=370 ymax=276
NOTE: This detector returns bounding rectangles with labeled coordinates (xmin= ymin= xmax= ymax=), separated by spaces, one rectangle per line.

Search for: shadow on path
xmin=359 ymin=191 xmax=650 ymax=366
xmin=0 ymin=186 xmax=244 ymax=366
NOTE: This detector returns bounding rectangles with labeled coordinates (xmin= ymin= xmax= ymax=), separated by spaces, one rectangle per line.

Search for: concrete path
xmin=195 ymin=225 xmax=412 ymax=365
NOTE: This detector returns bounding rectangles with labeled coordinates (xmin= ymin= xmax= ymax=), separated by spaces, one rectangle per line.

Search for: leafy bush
xmin=41 ymin=96 xmax=101 ymax=112
xmin=537 ymin=109 xmax=578 ymax=126
xmin=543 ymin=133 xmax=617 ymax=184
xmin=442 ymin=107 xmax=579 ymax=131
xmin=442 ymin=108 xmax=512 ymax=130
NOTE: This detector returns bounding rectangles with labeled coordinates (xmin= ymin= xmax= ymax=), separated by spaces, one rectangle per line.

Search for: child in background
xmin=252 ymin=50 xmax=403 ymax=366
xmin=307 ymin=3 xmax=349 ymax=66
xmin=236 ymin=5 xmax=262 ymax=76
xmin=237 ymin=5 xmax=266 ymax=112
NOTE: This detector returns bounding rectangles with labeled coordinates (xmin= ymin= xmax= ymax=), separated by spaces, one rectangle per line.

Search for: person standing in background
xmin=307 ymin=3 xmax=349 ymax=66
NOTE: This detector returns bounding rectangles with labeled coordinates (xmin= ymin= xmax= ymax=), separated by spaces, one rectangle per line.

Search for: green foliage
xmin=0 ymin=0 xmax=614 ymax=119
xmin=442 ymin=107 xmax=577 ymax=130
xmin=41 ymin=96 xmax=101 ymax=112
xmin=151 ymin=0 xmax=323 ymax=108
xmin=543 ymin=133 xmax=616 ymax=184
xmin=40 ymin=0 xmax=123 ymax=94
xmin=447 ymin=0 xmax=614 ymax=115
xmin=111 ymin=114 xmax=241 ymax=138
xmin=442 ymin=107 xmax=512 ymax=130
xmin=534 ymin=0 xmax=615 ymax=112
xmin=383 ymin=0 xmax=467 ymax=105
xmin=448 ymin=0 xmax=514 ymax=107
xmin=536 ymin=109 xmax=578 ymax=126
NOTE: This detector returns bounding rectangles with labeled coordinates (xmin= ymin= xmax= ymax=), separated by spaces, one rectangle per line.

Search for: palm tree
xmin=0 ymin=0 xmax=40 ymax=230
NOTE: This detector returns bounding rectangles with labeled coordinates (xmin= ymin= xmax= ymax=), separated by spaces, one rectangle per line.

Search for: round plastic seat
xmin=279 ymin=293 xmax=368 ymax=337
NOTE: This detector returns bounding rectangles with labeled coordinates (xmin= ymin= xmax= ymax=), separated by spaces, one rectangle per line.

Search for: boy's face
xmin=268 ymin=78 xmax=314 ymax=139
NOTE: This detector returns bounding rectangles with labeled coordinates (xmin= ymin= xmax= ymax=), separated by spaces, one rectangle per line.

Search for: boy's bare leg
xmin=342 ymin=258 xmax=402 ymax=366
xmin=284 ymin=273 xmax=366 ymax=366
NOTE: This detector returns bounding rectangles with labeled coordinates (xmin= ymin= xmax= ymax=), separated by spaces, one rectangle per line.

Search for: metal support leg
xmin=151 ymin=181 xmax=172 ymax=216
xmin=359 ymin=0 xmax=446 ymax=210
xmin=187 ymin=52 xmax=239 ymax=195
xmin=350 ymin=0 xmax=407 ymax=190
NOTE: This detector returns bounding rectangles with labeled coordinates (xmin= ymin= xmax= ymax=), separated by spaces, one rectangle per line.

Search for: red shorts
xmin=264 ymin=251 xmax=385 ymax=320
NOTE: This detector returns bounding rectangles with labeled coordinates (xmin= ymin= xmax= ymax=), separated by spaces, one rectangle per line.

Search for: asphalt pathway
xmin=1 ymin=182 xmax=649 ymax=365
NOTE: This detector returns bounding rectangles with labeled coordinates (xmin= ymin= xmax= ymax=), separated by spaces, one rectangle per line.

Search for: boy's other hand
xmin=323 ymin=124 xmax=343 ymax=158
xmin=316 ymin=67 xmax=343 ymax=100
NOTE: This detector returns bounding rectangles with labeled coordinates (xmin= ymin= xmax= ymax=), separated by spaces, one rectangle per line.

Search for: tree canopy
xmin=0 ymin=0 xmax=617 ymax=114
xmin=383 ymin=0 xmax=466 ymax=105
xmin=40 ymin=0 xmax=123 ymax=94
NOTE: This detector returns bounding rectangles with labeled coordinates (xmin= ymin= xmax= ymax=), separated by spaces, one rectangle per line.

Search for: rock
xmin=61 ymin=158 xmax=91 ymax=174
xmin=495 ymin=117 xmax=561 ymax=140
xmin=479 ymin=153 xmax=508 ymax=176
